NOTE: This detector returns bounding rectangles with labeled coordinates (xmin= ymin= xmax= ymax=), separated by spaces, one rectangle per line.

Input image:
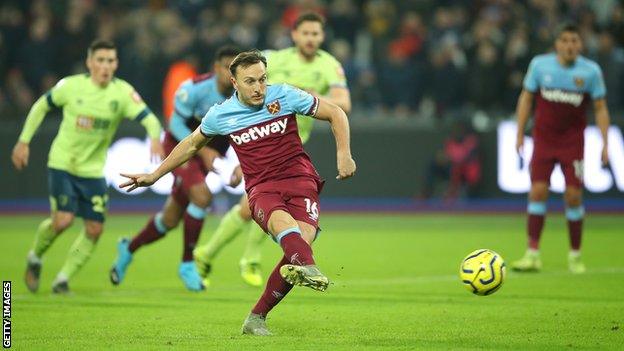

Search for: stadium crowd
xmin=1 ymin=0 xmax=623 ymax=120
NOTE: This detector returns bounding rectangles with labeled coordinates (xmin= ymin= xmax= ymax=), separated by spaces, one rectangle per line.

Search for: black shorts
xmin=48 ymin=168 xmax=108 ymax=222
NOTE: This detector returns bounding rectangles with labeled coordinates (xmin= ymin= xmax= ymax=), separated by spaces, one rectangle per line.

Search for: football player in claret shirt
xmin=193 ymin=12 xmax=351 ymax=288
xmin=511 ymin=23 xmax=611 ymax=274
xmin=109 ymin=46 xmax=241 ymax=291
xmin=12 ymin=40 xmax=164 ymax=294
xmin=119 ymin=50 xmax=356 ymax=336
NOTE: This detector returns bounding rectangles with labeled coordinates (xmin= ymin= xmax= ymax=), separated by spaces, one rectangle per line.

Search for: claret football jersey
xmin=523 ymin=53 xmax=606 ymax=144
xmin=200 ymin=84 xmax=321 ymax=191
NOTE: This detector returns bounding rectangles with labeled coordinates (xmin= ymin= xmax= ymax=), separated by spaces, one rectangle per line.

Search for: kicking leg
xmin=243 ymin=216 xmax=323 ymax=336
xmin=252 ymin=219 xmax=320 ymax=315
xmin=277 ymin=220 xmax=327 ymax=291
xmin=243 ymin=183 xmax=326 ymax=335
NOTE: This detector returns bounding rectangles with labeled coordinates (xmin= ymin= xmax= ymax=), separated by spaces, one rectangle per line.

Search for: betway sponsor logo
xmin=230 ymin=117 xmax=288 ymax=145
xmin=540 ymin=88 xmax=583 ymax=107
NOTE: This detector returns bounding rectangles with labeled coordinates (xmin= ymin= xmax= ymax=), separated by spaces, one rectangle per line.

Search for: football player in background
xmin=109 ymin=46 xmax=241 ymax=291
xmin=511 ymin=24 xmax=611 ymax=274
xmin=12 ymin=40 xmax=164 ymax=294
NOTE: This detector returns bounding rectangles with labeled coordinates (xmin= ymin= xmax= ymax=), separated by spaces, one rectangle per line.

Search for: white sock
xmin=54 ymin=272 xmax=68 ymax=284
xmin=27 ymin=250 xmax=42 ymax=264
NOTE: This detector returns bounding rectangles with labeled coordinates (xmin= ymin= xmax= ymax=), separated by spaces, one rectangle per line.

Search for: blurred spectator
xmin=17 ymin=17 xmax=58 ymax=93
xmin=378 ymin=48 xmax=417 ymax=118
xmin=427 ymin=40 xmax=466 ymax=117
xmin=429 ymin=7 xmax=464 ymax=47
xmin=593 ymin=30 xmax=624 ymax=112
xmin=364 ymin=0 xmax=397 ymax=65
xmin=503 ymin=25 xmax=531 ymax=107
xmin=352 ymin=67 xmax=382 ymax=114
xmin=606 ymin=4 xmax=624 ymax=47
xmin=57 ymin=0 xmax=97 ymax=76
xmin=0 ymin=0 xmax=623 ymax=120
xmin=327 ymin=0 xmax=360 ymax=43
xmin=421 ymin=121 xmax=481 ymax=199
xmin=0 ymin=2 xmax=26 ymax=76
xmin=162 ymin=59 xmax=198 ymax=121
xmin=377 ymin=11 xmax=427 ymax=116
xmin=329 ymin=39 xmax=358 ymax=86
xmin=282 ymin=0 xmax=326 ymax=29
xmin=467 ymin=40 xmax=505 ymax=110
xmin=230 ymin=2 xmax=265 ymax=48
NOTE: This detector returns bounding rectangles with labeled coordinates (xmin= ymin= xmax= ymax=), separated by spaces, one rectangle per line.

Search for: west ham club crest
xmin=266 ymin=100 xmax=281 ymax=115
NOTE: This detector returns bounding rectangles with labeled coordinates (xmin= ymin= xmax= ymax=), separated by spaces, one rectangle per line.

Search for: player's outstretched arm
xmin=119 ymin=127 xmax=211 ymax=192
xmin=12 ymin=94 xmax=54 ymax=171
xmin=593 ymin=98 xmax=611 ymax=166
xmin=515 ymin=89 xmax=534 ymax=155
xmin=313 ymin=99 xmax=356 ymax=179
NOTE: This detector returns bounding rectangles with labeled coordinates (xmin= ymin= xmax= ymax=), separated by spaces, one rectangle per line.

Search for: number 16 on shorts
xmin=304 ymin=198 xmax=319 ymax=221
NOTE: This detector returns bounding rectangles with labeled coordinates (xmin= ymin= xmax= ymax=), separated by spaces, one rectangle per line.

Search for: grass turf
xmin=1 ymin=213 xmax=623 ymax=350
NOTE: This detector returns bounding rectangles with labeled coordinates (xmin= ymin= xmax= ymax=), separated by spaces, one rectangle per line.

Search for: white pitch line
xmin=10 ymin=268 xmax=624 ymax=299
xmin=332 ymin=267 xmax=624 ymax=286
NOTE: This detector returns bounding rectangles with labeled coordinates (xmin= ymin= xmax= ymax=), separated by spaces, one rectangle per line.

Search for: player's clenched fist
xmin=336 ymin=152 xmax=356 ymax=180
xmin=11 ymin=142 xmax=30 ymax=171
xmin=119 ymin=173 xmax=157 ymax=192
xmin=150 ymin=140 xmax=165 ymax=163
xmin=229 ymin=165 xmax=243 ymax=187
xmin=601 ymin=145 xmax=609 ymax=167
xmin=516 ymin=134 xmax=524 ymax=155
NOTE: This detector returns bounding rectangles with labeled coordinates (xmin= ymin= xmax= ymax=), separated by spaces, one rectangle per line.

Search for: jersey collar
xmin=233 ymin=91 xmax=263 ymax=110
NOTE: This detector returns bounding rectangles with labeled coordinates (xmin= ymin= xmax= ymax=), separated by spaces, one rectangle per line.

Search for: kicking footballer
xmin=119 ymin=50 xmax=355 ymax=335
xmin=193 ymin=12 xmax=351 ymax=288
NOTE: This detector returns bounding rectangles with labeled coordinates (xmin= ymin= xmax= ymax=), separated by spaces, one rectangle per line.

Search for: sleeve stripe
xmin=45 ymin=91 xmax=58 ymax=109
xmin=523 ymin=85 xmax=537 ymax=93
xmin=199 ymin=127 xmax=213 ymax=138
xmin=306 ymin=97 xmax=319 ymax=116
xmin=134 ymin=108 xmax=151 ymax=122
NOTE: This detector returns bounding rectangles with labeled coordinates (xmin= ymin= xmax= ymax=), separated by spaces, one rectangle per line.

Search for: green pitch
xmin=1 ymin=213 xmax=623 ymax=350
